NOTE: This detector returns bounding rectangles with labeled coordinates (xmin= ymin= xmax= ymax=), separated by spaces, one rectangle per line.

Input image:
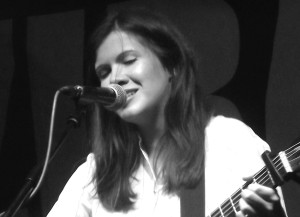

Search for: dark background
xmin=0 ymin=0 xmax=300 ymax=216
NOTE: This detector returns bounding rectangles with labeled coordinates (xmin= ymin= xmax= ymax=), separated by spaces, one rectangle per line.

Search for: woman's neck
xmin=138 ymin=119 xmax=166 ymax=159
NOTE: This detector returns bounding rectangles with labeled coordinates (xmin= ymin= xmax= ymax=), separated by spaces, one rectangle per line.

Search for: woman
xmin=47 ymin=8 xmax=287 ymax=217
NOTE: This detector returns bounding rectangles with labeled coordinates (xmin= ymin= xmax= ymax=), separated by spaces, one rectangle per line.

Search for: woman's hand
xmin=236 ymin=183 xmax=286 ymax=217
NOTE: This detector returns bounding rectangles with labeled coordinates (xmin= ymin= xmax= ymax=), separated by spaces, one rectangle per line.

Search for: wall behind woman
xmin=266 ymin=0 xmax=300 ymax=215
xmin=0 ymin=9 xmax=88 ymax=216
xmin=26 ymin=10 xmax=88 ymax=215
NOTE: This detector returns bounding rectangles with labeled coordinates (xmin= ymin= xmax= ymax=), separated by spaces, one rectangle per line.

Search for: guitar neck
xmin=206 ymin=143 xmax=300 ymax=217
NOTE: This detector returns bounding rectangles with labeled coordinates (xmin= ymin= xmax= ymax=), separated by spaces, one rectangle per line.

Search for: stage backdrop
xmin=0 ymin=0 xmax=300 ymax=216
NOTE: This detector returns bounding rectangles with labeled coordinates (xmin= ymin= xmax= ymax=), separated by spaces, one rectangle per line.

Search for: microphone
xmin=59 ymin=84 xmax=127 ymax=110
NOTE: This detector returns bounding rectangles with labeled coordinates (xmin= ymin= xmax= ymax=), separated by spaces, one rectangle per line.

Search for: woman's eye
xmin=100 ymin=70 xmax=110 ymax=79
xmin=96 ymin=67 xmax=111 ymax=79
xmin=124 ymin=58 xmax=136 ymax=65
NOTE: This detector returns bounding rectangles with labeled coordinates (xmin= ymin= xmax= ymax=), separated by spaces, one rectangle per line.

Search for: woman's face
xmin=95 ymin=31 xmax=171 ymax=127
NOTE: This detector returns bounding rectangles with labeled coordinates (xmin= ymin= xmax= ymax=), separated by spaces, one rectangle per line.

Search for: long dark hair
xmin=87 ymin=7 xmax=208 ymax=212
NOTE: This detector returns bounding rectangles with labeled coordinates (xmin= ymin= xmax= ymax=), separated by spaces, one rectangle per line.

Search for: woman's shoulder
xmin=74 ymin=153 xmax=95 ymax=172
xmin=60 ymin=153 xmax=96 ymax=190
xmin=205 ymin=115 xmax=251 ymax=140
xmin=81 ymin=153 xmax=96 ymax=179
xmin=205 ymin=115 xmax=270 ymax=152
xmin=206 ymin=115 xmax=247 ymax=131
xmin=47 ymin=153 xmax=98 ymax=217
xmin=86 ymin=153 xmax=96 ymax=166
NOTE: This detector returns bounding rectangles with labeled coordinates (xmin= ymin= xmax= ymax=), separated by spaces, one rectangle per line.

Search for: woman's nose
xmin=110 ymin=67 xmax=129 ymax=86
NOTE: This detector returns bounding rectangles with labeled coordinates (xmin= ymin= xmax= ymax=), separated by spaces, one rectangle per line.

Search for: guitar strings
xmin=209 ymin=167 xmax=271 ymax=216
xmin=213 ymin=164 xmax=275 ymax=216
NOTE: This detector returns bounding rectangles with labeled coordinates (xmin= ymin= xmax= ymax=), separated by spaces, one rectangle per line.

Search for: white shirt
xmin=47 ymin=116 xmax=273 ymax=217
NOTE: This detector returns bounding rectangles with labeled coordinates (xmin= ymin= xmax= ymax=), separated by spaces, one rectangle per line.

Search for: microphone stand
xmin=2 ymin=115 xmax=81 ymax=217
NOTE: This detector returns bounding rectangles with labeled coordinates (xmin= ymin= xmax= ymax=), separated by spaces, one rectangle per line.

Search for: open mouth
xmin=126 ymin=89 xmax=138 ymax=98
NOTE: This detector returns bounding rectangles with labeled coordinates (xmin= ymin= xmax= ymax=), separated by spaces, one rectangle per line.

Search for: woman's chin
xmin=116 ymin=108 xmax=141 ymax=124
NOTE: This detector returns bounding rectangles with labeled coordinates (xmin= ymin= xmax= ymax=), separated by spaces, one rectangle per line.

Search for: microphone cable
xmin=29 ymin=89 xmax=61 ymax=198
